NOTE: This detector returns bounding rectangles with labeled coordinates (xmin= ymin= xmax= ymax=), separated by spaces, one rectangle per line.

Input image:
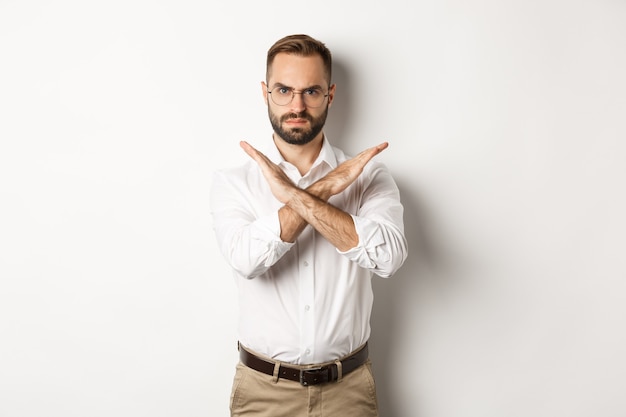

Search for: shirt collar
xmin=265 ymin=134 xmax=339 ymax=172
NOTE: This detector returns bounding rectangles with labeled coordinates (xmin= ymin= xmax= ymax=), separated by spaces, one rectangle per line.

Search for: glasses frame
xmin=267 ymin=85 xmax=330 ymax=108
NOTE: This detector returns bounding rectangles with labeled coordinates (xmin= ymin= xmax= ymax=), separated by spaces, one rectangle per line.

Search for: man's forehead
xmin=268 ymin=53 xmax=328 ymax=85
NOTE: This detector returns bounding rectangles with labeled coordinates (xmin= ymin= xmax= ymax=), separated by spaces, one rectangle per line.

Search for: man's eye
xmin=304 ymin=89 xmax=320 ymax=96
xmin=277 ymin=87 xmax=291 ymax=95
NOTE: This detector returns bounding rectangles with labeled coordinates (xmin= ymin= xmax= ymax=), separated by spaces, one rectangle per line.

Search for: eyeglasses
xmin=267 ymin=86 xmax=329 ymax=108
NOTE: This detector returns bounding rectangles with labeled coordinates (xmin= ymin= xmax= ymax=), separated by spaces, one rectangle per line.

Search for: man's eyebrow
xmin=270 ymin=83 xmax=325 ymax=90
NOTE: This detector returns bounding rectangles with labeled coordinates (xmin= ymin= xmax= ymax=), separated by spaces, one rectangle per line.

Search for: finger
xmin=240 ymin=141 xmax=270 ymax=165
xmin=376 ymin=142 xmax=389 ymax=152
xmin=357 ymin=142 xmax=389 ymax=162
xmin=241 ymin=141 xmax=280 ymax=180
xmin=240 ymin=140 xmax=257 ymax=158
xmin=368 ymin=142 xmax=388 ymax=155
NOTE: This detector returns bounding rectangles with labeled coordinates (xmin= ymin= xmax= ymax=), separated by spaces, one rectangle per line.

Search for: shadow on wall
xmin=325 ymin=56 xmax=445 ymax=417
xmin=324 ymin=57 xmax=354 ymax=152
xmin=369 ymin=180 xmax=443 ymax=417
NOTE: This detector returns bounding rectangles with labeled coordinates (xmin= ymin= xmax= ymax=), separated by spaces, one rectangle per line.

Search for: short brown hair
xmin=266 ymin=34 xmax=332 ymax=85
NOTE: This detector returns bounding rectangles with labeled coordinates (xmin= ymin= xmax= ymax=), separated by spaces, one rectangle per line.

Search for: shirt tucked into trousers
xmin=230 ymin=354 xmax=379 ymax=417
xmin=211 ymin=136 xmax=407 ymax=417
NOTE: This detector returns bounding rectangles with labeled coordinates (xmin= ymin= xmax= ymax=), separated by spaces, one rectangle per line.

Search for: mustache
xmin=281 ymin=112 xmax=312 ymax=122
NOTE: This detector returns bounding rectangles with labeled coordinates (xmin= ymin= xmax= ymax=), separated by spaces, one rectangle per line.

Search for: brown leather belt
xmin=239 ymin=343 xmax=369 ymax=386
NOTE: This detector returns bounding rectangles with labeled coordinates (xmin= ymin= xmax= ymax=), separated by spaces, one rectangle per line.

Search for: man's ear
xmin=327 ymin=83 xmax=337 ymax=107
xmin=261 ymin=81 xmax=269 ymax=105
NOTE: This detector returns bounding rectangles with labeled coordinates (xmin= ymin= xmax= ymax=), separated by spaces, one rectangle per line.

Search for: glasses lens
xmin=270 ymin=87 xmax=327 ymax=107
xmin=302 ymin=88 xmax=325 ymax=108
xmin=270 ymin=87 xmax=292 ymax=106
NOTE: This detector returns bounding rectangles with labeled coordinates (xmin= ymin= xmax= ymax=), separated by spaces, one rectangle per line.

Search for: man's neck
xmin=273 ymin=133 xmax=324 ymax=176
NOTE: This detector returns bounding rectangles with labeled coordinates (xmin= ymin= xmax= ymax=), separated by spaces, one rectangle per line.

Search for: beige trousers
xmin=229 ymin=359 xmax=379 ymax=417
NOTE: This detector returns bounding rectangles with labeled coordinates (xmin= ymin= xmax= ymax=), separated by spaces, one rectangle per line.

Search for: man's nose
xmin=289 ymin=92 xmax=307 ymax=112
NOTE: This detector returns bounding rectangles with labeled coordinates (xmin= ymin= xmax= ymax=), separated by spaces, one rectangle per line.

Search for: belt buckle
xmin=299 ymin=367 xmax=324 ymax=386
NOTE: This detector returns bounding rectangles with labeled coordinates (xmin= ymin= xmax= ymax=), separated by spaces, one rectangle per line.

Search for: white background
xmin=1 ymin=1 xmax=625 ymax=416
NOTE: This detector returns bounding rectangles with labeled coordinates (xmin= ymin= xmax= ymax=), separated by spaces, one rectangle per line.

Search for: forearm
xmin=284 ymin=187 xmax=358 ymax=251
xmin=242 ymin=140 xmax=388 ymax=248
xmin=277 ymin=205 xmax=307 ymax=243
xmin=277 ymin=179 xmax=335 ymax=243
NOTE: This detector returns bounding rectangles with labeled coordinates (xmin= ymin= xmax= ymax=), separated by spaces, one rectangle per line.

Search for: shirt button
xmin=303 ymin=261 xmax=309 ymax=267
xmin=305 ymin=349 xmax=311 ymax=355
xmin=305 ymin=305 xmax=310 ymax=311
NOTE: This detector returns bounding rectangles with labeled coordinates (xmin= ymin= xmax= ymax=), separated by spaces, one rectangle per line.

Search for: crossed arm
xmin=239 ymin=141 xmax=389 ymax=252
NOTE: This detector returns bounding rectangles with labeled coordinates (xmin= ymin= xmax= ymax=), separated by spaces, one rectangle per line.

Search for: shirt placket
xmin=296 ymin=176 xmax=316 ymax=364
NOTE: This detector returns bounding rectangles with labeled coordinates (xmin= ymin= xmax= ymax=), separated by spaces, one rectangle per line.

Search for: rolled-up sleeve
xmin=338 ymin=163 xmax=408 ymax=278
xmin=210 ymin=170 xmax=294 ymax=279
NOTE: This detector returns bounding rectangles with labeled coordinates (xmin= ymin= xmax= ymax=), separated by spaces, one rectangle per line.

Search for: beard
xmin=269 ymin=105 xmax=328 ymax=146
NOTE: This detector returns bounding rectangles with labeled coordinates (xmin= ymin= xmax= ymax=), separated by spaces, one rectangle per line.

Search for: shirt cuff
xmin=253 ymin=212 xmax=294 ymax=266
xmin=337 ymin=215 xmax=385 ymax=266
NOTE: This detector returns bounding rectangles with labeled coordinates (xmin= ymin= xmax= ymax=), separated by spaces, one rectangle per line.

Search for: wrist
xmin=306 ymin=180 xmax=332 ymax=201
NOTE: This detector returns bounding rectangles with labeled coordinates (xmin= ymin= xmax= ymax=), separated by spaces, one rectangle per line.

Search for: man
xmin=210 ymin=34 xmax=408 ymax=417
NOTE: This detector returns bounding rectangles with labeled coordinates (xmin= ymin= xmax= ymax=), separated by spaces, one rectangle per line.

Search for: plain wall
xmin=1 ymin=1 xmax=625 ymax=416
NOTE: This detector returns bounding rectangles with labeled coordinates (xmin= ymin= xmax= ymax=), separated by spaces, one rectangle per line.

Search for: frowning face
xmin=263 ymin=53 xmax=335 ymax=146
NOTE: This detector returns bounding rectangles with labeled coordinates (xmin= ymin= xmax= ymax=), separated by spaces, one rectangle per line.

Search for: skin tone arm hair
xmin=240 ymin=140 xmax=389 ymax=252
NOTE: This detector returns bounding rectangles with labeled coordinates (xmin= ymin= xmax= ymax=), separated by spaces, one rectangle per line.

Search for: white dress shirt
xmin=210 ymin=136 xmax=407 ymax=364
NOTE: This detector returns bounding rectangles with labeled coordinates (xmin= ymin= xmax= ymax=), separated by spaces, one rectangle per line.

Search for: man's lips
xmin=284 ymin=118 xmax=308 ymax=125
